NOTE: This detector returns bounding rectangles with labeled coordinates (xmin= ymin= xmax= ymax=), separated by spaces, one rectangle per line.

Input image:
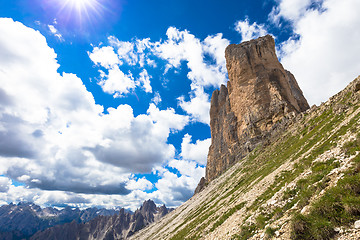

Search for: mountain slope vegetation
xmin=130 ymin=76 xmax=360 ymax=240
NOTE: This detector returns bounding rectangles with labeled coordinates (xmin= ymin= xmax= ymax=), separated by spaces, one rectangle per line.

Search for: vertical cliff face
xmin=205 ymin=35 xmax=309 ymax=183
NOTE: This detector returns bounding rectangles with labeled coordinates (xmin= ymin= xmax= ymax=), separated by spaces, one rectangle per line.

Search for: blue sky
xmin=0 ymin=0 xmax=359 ymax=210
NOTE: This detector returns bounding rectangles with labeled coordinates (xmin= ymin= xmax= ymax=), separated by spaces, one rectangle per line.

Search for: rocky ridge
xmin=0 ymin=202 xmax=119 ymax=239
xmin=31 ymin=200 xmax=172 ymax=240
xmin=203 ymin=35 xmax=309 ymax=186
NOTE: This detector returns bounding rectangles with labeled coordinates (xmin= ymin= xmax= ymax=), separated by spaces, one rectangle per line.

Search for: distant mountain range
xmin=31 ymin=200 xmax=172 ymax=240
xmin=0 ymin=200 xmax=171 ymax=240
xmin=0 ymin=202 xmax=119 ymax=239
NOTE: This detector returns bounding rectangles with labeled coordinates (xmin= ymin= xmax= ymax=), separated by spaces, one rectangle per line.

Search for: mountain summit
xmin=199 ymin=35 xmax=309 ymax=190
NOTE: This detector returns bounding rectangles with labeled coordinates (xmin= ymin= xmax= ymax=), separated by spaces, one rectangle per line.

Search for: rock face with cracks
xmin=205 ymin=35 xmax=309 ymax=184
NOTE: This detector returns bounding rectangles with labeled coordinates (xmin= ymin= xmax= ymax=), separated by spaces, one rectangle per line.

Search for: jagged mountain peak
xmin=140 ymin=199 xmax=157 ymax=213
xmin=29 ymin=199 xmax=172 ymax=240
xmin=0 ymin=202 xmax=119 ymax=239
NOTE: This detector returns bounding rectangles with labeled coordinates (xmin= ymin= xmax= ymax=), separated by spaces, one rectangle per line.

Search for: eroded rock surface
xmin=205 ymin=35 xmax=309 ymax=183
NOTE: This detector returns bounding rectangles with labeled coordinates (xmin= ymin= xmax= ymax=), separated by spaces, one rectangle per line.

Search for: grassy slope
xmin=130 ymin=76 xmax=360 ymax=240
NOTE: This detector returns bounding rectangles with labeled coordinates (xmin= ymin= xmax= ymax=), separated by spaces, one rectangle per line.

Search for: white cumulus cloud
xmin=90 ymin=27 xmax=230 ymax=126
xmin=0 ymin=176 xmax=11 ymax=193
xmin=153 ymin=28 xmax=229 ymax=125
xmin=178 ymin=87 xmax=211 ymax=124
xmin=154 ymin=27 xmax=229 ymax=89
xmin=274 ymin=0 xmax=360 ymax=104
xmin=89 ymin=46 xmax=120 ymax=68
xmin=48 ymin=24 xmax=64 ymax=41
xmin=98 ymin=66 xmax=136 ymax=97
xmin=151 ymin=162 xmax=205 ymax=207
xmin=151 ymin=92 xmax=162 ymax=105
xmin=136 ymin=69 xmax=152 ymax=93
xmin=234 ymin=18 xmax=268 ymax=42
xmin=0 ymin=18 xmax=190 ymax=208
xmin=180 ymin=134 xmax=211 ymax=166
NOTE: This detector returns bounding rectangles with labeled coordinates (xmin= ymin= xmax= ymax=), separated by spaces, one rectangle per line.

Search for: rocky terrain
xmin=0 ymin=202 xmax=119 ymax=239
xmin=130 ymin=35 xmax=360 ymax=239
xmin=31 ymin=200 xmax=172 ymax=240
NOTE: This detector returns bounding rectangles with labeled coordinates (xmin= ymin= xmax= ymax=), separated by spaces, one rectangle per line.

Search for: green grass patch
xmin=265 ymin=226 xmax=277 ymax=238
xmin=342 ymin=133 xmax=360 ymax=157
xmin=231 ymin=224 xmax=257 ymax=240
xmin=209 ymin=202 xmax=246 ymax=232
xmin=291 ymin=162 xmax=360 ymax=240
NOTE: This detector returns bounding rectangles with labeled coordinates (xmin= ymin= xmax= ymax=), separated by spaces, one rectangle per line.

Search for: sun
xmin=63 ymin=0 xmax=99 ymax=12
xmin=52 ymin=0 xmax=105 ymax=26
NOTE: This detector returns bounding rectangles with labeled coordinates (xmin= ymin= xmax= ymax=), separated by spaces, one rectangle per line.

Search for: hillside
xmin=129 ymin=37 xmax=360 ymax=239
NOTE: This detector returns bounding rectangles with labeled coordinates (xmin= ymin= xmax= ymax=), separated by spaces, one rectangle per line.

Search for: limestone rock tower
xmin=196 ymin=35 xmax=309 ymax=193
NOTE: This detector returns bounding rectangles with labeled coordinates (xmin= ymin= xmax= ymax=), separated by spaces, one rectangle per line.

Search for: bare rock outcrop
xmin=205 ymin=35 xmax=309 ymax=183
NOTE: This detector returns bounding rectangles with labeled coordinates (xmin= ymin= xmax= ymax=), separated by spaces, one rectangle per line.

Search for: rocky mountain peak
xmin=203 ymin=35 xmax=309 ymax=185
xmin=140 ymin=199 xmax=157 ymax=213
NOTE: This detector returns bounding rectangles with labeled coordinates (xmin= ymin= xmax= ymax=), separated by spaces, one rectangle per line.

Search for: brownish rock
xmin=204 ymin=35 xmax=309 ymax=184
xmin=194 ymin=177 xmax=206 ymax=195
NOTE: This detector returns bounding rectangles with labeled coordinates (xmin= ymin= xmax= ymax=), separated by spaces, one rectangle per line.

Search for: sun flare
xmin=53 ymin=0 xmax=104 ymax=25
xmin=64 ymin=0 xmax=98 ymax=11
